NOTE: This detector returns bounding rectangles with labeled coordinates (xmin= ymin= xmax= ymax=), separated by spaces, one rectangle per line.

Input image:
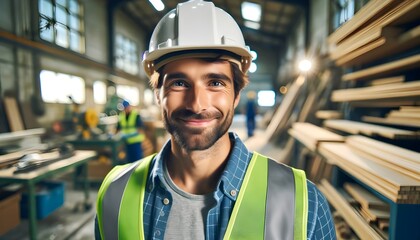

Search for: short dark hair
xmin=151 ymin=58 xmax=249 ymax=98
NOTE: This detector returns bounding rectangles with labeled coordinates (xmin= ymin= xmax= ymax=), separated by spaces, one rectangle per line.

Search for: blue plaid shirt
xmin=96 ymin=132 xmax=335 ymax=239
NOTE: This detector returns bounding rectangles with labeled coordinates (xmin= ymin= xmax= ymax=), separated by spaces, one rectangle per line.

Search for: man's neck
xmin=166 ymin=134 xmax=232 ymax=195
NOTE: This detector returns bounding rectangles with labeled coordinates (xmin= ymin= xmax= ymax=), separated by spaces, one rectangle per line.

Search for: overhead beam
xmin=267 ymin=0 xmax=308 ymax=8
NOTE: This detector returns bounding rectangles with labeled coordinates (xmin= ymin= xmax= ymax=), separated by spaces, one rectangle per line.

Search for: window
xmin=39 ymin=0 xmax=85 ymax=53
xmin=40 ymin=70 xmax=85 ymax=104
xmin=257 ymin=90 xmax=275 ymax=107
xmin=116 ymin=85 xmax=139 ymax=106
xmin=332 ymin=0 xmax=355 ymax=30
xmin=93 ymin=81 xmax=107 ymax=104
xmin=115 ymin=34 xmax=139 ymax=75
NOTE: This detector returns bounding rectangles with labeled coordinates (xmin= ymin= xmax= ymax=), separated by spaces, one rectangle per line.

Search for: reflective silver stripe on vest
xmin=265 ymin=159 xmax=296 ymax=240
xmin=101 ymin=162 xmax=141 ymax=239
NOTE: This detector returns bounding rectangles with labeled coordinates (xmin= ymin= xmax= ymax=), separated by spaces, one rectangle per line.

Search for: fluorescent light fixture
xmin=244 ymin=20 xmax=260 ymax=30
xmin=149 ymin=0 xmax=165 ymax=11
xmin=258 ymin=90 xmax=275 ymax=107
xmin=241 ymin=2 xmax=261 ymax=22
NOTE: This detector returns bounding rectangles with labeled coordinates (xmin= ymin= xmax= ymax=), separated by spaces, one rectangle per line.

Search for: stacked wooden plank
xmin=342 ymin=54 xmax=420 ymax=82
xmin=363 ymin=106 xmax=420 ymax=127
xmin=315 ymin=110 xmax=342 ymax=120
xmin=319 ymin=138 xmax=420 ymax=204
xmin=328 ymin=0 xmax=420 ymax=66
xmin=346 ymin=135 xmax=420 ymax=181
xmin=318 ymin=180 xmax=384 ymax=240
xmin=331 ymin=80 xmax=420 ymax=102
xmin=344 ymin=183 xmax=390 ymax=238
xmin=288 ymin=122 xmax=345 ymax=151
xmin=324 ymin=119 xmax=418 ymax=139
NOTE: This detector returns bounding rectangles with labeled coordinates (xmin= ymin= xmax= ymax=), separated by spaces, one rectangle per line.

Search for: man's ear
xmin=233 ymin=92 xmax=241 ymax=108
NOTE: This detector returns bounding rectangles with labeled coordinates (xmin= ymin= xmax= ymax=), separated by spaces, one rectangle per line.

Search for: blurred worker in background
xmin=96 ymin=1 xmax=335 ymax=239
xmin=116 ymin=100 xmax=145 ymax=163
xmin=245 ymin=91 xmax=257 ymax=137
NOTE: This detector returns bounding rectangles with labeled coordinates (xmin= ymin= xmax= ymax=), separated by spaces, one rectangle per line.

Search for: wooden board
xmin=3 ymin=97 xmax=24 ymax=132
xmin=332 ymin=80 xmax=420 ymax=102
xmin=324 ymin=119 xmax=418 ymax=139
xmin=327 ymin=0 xmax=397 ymax=44
xmin=289 ymin=122 xmax=345 ymax=151
xmin=315 ymin=110 xmax=342 ymax=119
xmin=369 ymin=76 xmax=405 ymax=86
xmin=344 ymin=183 xmax=389 ymax=210
xmin=362 ymin=115 xmax=420 ymax=128
xmin=346 ymin=135 xmax=420 ymax=164
xmin=318 ymin=180 xmax=384 ymax=240
xmin=319 ymin=142 xmax=420 ymax=203
xmin=342 ymin=54 xmax=420 ymax=81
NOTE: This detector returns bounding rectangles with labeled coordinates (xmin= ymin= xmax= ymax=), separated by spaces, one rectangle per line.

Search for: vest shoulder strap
xmin=96 ymin=154 xmax=155 ymax=240
xmin=224 ymin=152 xmax=308 ymax=240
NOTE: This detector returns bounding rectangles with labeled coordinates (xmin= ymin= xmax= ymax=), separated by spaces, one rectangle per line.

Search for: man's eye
xmin=172 ymin=80 xmax=186 ymax=87
xmin=209 ymin=81 xmax=224 ymax=87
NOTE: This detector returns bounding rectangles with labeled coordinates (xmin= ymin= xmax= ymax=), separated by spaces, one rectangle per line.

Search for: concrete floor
xmin=1 ymin=114 xmax=286 ymax=240
xmin=0 ymin=179 xmax=97 ymax=240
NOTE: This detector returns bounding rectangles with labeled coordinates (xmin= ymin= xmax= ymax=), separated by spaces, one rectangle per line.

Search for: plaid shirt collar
xmin=147 ymin=132 xmax=253 ymax=201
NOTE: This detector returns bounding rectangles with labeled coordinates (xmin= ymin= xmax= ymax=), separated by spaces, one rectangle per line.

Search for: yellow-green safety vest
xmin=118 ymin=110 xmax=145 ymax=144
xmin=97 ymin=152 xmax=308 ymax=239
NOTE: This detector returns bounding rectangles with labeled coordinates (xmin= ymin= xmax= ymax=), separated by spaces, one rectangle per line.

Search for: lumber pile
xmin=328 ymin=0 xmax=420 ymax=66
xmin=344 ymin=183 xmax=390 ymax=239
xmin=288 ymin=122 xmax=345 ymax=151
xmin=363 ymin=106 xmax=420 ymax=128
xmin=318 ymin=180 xmax=384 ymax=240
xmin=319 ymin=139 xmax=420 ymax=204
xmin=331 ymin=80 xmax=420 ymax=102
xmin=333 ymin=211 xmax=359 ymax=240
xmin=324 ymin=119 xmax=418 ymax=139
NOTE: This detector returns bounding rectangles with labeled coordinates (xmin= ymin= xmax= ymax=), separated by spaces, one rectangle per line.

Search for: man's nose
xmin=185 ymin=85 xmax=209 ymax=113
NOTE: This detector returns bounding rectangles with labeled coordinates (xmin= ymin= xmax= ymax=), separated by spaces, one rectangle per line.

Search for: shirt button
xmin=230 ymin=190 xmax=237 ymax=197
xmin=163 ymin=198 xmax=170 ymax=205
xmin=155 ymin=230 xmax=161 ymax=236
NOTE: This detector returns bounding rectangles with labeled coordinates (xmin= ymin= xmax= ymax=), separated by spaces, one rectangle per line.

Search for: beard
xmin=162 ymin=107 xmax=234 ymax=151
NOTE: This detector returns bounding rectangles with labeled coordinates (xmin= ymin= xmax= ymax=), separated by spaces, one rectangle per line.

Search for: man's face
xmin=157 ymin=58 xmax=240 ymax=151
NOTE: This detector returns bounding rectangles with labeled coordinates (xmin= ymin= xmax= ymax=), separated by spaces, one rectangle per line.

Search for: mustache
xmin=172 ymin=109 xmax=222 ymax=120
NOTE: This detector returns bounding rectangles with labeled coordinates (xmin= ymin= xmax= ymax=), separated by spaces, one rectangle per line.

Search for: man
xmin=245 ymin=91 xmax=257 ymax=138
xmin=116 ymin=100 xmax=145 ymax=163
xmin=96 ymin=1 xmax=335 ymax=239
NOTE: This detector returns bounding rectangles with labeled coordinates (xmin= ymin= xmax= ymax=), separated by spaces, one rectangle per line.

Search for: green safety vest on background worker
xmin=96 ymin=152 xmax=308 ymax=240
xmin=118 ymin=109 xmax=145 ymax=144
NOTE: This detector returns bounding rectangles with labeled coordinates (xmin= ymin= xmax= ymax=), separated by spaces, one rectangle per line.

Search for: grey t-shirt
xmin=163 ymin=162 xmax=216 ymax=240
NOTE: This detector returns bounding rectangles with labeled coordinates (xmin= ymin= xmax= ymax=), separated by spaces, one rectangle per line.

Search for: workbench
xmin=0 ymin=150 xmax=96 ymax=240
xmin=66 ymin=137 xmax=126 ymax=165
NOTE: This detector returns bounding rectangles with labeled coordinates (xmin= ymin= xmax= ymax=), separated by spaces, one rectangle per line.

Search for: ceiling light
xmin=249 ymin=62 xmax=257 ymax=73
xmin=250 ymin=50 xmax=258 ymax=60
xmin=298 ymin=59 xmax=312 ymax=72
xmin=149 ymin=0 xmax=165 ymax=11
xmin=241 ymin=2 xmax=261 ymax=22
xmin=244 ymin=21 xmax=260 ymax=30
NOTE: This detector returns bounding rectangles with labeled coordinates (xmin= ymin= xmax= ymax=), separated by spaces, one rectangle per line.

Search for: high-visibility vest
xmin=118 ymin=110 xmax=145 ymax=144
xmin=97 ymin=152 xmax=308 ymax=240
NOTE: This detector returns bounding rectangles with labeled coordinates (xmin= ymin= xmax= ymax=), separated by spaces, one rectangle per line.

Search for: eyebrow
xmin=164 ymin=73 xmax=187 ymax=82
xmin=204 ymin=73 xmax=232 ymax=82
xmin=164 ymin=72 xmax=232 ymax=82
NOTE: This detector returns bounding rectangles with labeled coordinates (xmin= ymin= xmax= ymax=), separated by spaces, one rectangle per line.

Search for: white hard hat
xmin=142 ymin=0 xmax=252 ymax=77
